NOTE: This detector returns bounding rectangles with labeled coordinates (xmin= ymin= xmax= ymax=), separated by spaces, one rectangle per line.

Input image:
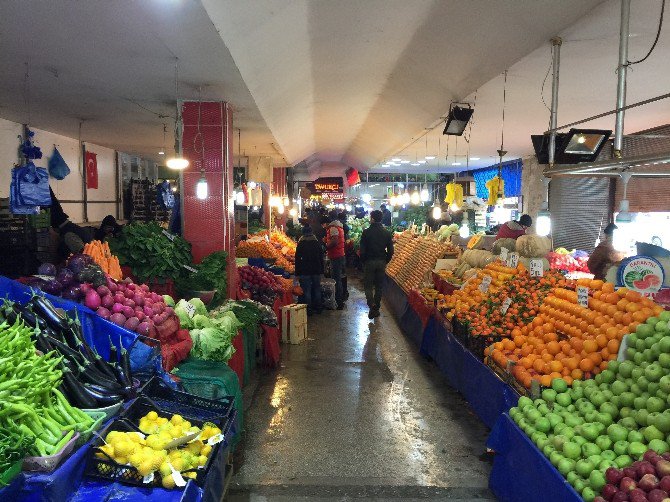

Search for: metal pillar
xmin=614 ymin=0 xmax=631 ymax=157
xmin=548 ymin=37 xmax=562 ymax=166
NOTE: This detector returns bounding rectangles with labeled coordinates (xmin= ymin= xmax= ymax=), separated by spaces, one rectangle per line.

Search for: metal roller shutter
xmin=549 ymin=177 xmax=612 ymax=252
xmin=614 ymin=175 xmax=670 ymax=213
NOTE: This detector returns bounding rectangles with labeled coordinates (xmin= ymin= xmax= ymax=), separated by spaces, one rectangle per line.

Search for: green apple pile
xmin=509 ymin=310 xmax=670 ymax=502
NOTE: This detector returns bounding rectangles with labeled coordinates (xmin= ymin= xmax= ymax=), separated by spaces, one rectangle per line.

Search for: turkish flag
xmin=85 ymin=151 xmax=98 ymax=189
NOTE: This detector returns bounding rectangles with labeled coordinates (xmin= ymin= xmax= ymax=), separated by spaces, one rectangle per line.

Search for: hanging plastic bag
xmin=10 ymin=162 xmax=51 ymax=214
xmin=47 ymin=146 xmax=70 ymax=180
xmin=485 ymin=176 xmax=505 ymax=206
xmin=156 ymin=180 xmax=175 ymax=209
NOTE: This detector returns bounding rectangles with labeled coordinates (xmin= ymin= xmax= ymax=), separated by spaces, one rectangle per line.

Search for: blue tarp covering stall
xmin=487 ymin=414 xmax=582 ymax=502
xmin=383 ymin=275 xmax=409 ymax=321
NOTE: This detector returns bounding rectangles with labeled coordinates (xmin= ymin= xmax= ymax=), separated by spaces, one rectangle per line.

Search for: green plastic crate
xmin=28 ymin=209 xmax=50 ymax=229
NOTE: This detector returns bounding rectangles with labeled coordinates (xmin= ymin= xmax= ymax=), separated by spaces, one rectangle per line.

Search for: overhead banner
xmin=85 ymin=150 xmax=98 ymax=189
xmin=306 ymin=177 xmax=344 ymax=200
xmin=345 ymin=167 xmax=360 ymax=186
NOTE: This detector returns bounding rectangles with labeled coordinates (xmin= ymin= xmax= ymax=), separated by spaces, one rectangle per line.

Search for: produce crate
xmin=0 ymin=227 xmax=31 ymax=248
xmin=452 ymin=318 xmax=469 ymax=345
xmin=84 ymin=418 xmax=221 ymax=489
xmin=0 ymin=250 xmax=37 ymax=278
xmin=468 ymin=333 xmax=505 ymax=361
xmin=75 ymin=410 xmax=108 ymax=447
xmin=281 ymin=303 xmax=307 ymax=345
xmin=23 ymin=432 xmax=79 ymax=472
xmin=0 ymin=460 xmax=22 ymax=487
xmin=138 ymin=377 xmax=236 ymax=426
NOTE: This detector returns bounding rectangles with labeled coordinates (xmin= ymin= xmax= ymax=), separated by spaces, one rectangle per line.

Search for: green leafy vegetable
xmin=175 ymin=251 xmax=228 ymax=308
xmin=108 ymin=222 xmax=192 ymax=282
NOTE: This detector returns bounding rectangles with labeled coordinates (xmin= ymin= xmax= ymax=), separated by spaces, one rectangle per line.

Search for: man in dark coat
xmin=360 ymin=210 xmax=394 ymax=319
xmin=295 ymin=225 xmax=324 ymax=315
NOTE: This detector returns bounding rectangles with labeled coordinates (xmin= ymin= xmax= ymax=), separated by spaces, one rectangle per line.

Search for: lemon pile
xmin=95 ymin=411 xmax=223 ymax=489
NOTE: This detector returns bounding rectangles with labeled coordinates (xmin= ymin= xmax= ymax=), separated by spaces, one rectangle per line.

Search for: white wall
xmin=0 ymin=117 xmax=117 ymax=223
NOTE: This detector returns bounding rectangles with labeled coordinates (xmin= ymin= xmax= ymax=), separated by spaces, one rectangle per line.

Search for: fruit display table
xmin=487 ymin=413 xmax=581 ymax=502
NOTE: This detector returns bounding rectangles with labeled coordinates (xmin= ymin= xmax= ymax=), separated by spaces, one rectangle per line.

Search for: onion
xmin=123 ymin=298 xmax=136 ymax=309
xmin=114 ymin=293 xmax=125 ymax=304
xmin=136 ymin=321 xmax=150 ymax=336
xmin=112 ymin=303 xmax=125 ymax=314
xmin=110 ymin=313 xmax=126 ymax=326
xmin=124 ymin=317 xmax=140 ymax=331
xmin=121 ymin=306 xmax=134 ymax=318
xmin=143 ymin=306 xmax=153 ymax=317
xmin=96 ymin=285 xmax=110 ymax=297
xmin=101 ymin=294 xmax=114 ymax=309
xmin=96 ymin=307 xmax=111 ymax=319
xmin=85 ymin=290 xmax=102 ymax=310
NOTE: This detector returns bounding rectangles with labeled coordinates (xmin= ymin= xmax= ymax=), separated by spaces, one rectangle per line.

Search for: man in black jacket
xmin=360 ymin=210 xmax=394 ymax=319
xmin=295 ymin=225 xmax=325 ymax=315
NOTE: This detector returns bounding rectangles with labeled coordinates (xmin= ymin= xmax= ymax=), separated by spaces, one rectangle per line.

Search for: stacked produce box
xmin=129 ymin=179 xmax=171 ymax=223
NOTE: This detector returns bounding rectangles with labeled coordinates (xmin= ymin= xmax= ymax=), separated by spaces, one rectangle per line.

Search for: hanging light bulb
xmin=390 ymin=195 xmax=398 ymax=207
xmin=277 ymin=204 xmax=285 ymax=214
xmin=459 ymin=224 xmax=470 ymax=238
xmin=362 ymin=193 xmax=372 ymax=204
xmin=536 ymin=210 xmax=551 ymax=237
xmin=432 ymin=204 xmax=442 ymax=220
xmin=289 ymin=207 xmax=297 ymax=217
xmin=410 ymin=189 xmax=421 ymax=205
xmin=402 ymin=191 xmax=410 ymax=205
xmin=235 ymin=191 xmax=245 ymax=205
xmin=167 ymin=62 xmax=189 ymax=170
xmin=283 ymin=197 xmax=289 ymax=206
xmin=269 ymin=195 xmax=281 ymax=207
xmin=449 ymin=202 xmax=459 ymax=212
xmin=196 ymin=173 xmax=208 ymax=200
xmin=420 ymin=186 xmax=429 ymax=201
xmin=167 ymin=157 xmax=189 ymax=170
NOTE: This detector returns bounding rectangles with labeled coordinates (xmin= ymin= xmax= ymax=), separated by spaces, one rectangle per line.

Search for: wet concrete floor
xmin=229 ymin=278 xmax=495 ymax=501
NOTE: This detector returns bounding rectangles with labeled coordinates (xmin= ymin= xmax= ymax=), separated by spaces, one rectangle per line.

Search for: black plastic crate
xmin=138 ymin=377 xmax=235 ymax=426
xmin=0 ymin=251 xmax=37 ymax=278
xmin=28 ymin=229 xmax=51 ymax=247
xmin=468 ymin=333 xmax=505 ymax=361
xmin=84 ymin=418 xmax=221 ymax=489
xmin=0 ymin=228 xmax=31 ymax=248
xmin=27 ymin=209 xmax=50 ymax=229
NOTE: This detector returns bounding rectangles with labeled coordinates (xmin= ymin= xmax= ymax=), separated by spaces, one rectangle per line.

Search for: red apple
xmin=646 ymin=451 xmax=663 ymax=465
xmin=640 ymin=474 xmax=660 ymax=492
xmin=607 ymin=468 xmax=625 ymax=485
xmin=656 ymin=461 xmax=670 ymax=478
xmin=612 ymin=492 xmax=631 ymax=502
xmin=659 ymin=476 xmax=670 ymax=493
xmin=629 ymin=488 xmax=648 ymax=502
xmin=638 ymin=463 xmax=657 ymax=478
xmin=623 ymin=478 xmax=639 ymax=491
xmin=604 ymin=484 xmax=621 ymax=500
xmin=626 ymin=468 xmax=640 ymax=480
xmin=648 ymin=489 xmax=669 ymax=502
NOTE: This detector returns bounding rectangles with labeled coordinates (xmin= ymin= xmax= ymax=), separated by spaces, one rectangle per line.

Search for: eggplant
xmin=111 ymin=361 xmax=131 ymax=388
xmin=45 ymin=335 xmax=85 ymax=364
xmin=91 ymin=349 xmax=118 ymax=381
xmin=120 ymin=345 xmax=132 ymax=385
xmin=61 ymin=368 xmax=98 ymax=408
xmin=75 ymin=360 xmax=125 ymax=392
xmin=30 ymin=297 xmax=68 ymax=330
xmin=81 ymin=384 xmax=123 ymax=406
xmin=108 ymin=335 xmax=118 ymax=364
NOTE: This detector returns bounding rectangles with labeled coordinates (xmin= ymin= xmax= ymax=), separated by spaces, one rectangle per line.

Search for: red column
xmin=181 ymin=101 xmax=237 ymax=298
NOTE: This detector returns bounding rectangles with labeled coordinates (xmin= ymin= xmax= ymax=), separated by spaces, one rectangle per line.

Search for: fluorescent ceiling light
xmin=470 ymin=157 xmax=480 ymax=161
xmin=400 ymin=160 xmax=410 ymax=164
xmin=392 ymin=158 xmax=401 ymax=162
xmin=425 ymin=156 xmax=436 ymax=160
xmin=418 ymin=160 xmax=427 ymax=164
xmin=411 ymin=162 xmax=420 ymax=166
xmin=452 ymin=162 xmax=461 ymax=166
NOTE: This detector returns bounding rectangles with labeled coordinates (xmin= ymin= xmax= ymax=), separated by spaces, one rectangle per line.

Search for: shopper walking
xmin=295 ymin=225 xmax=324 ymax=315
xmin=338 ymin=212 xmax=350 ymax=301
xmin=360 ymin=209 xmax=394 ymax=319
xmin=325 ymin=213 xmax=346 ymax=309
xmin=380 ymin=204 xmax=392 ymax=226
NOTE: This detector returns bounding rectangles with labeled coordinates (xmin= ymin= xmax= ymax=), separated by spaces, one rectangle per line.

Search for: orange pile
xmin=83 ymin=240 xmax=123 ymax=280
xmin=488 ymin=279 xmax=663 ymax=389
xmin=236 ymin=238 xmax=295 ymax=273
xmin=442 ymin=261 xmax=518 ymax=319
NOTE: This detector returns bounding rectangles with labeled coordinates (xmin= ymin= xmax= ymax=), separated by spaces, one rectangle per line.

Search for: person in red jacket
xmin=496 ymin=214 xmax=532 ymax=240
xmin=325 ymin=213 xmax=346 ymax=309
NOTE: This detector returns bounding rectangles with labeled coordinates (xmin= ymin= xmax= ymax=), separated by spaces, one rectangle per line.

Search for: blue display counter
xmin=487 ymin=413 xmax=581 ymax=502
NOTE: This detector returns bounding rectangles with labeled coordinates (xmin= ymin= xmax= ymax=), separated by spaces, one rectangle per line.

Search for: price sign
xmin=577 ymin=286 xmax=589 ymax=308
xmin=530 ymin=259 xmax=544 ymax=277
xmin=207 ymin=433 xmax=224 ymax=446
xmin=507 ymin=252 xmax=519 ymax=268
xmin=479 ymin=275 xmax=492 ymax=293
xmin=184 ymin=302 xmax=196 ymax=318
xmin=168 ymin=463 xmax=187 ymax=487
xmin=499 ymin=247 xmax=509 ymax=262
xmin=162 ymin=230 xmax=176 ymax=242
xmin=501 ymin=297 xmax=512 ymax=314
xmin=182 ymin=264 xmax=197 ymax=273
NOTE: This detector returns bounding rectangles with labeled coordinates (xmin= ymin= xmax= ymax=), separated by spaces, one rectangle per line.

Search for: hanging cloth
xmin=444 ymin=182 xmax=464 ymax=207
xmin=47 ymin=146 xmax=71 ymax=180
xmin=485 ymin=176 xmax=505 ymax=206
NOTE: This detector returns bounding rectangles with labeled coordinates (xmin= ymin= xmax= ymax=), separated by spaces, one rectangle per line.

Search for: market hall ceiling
xmin=202 ymin=0 xmax=603 ymax=168
xmin=0 ymin=0 xmax=603 ymax=167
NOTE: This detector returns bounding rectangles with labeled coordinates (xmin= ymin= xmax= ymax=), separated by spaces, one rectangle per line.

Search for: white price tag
xmin=501 ymin=298 xmax=512 ymax=314
xmin=264 ymin=234 xmax=270 ymax=242
xmin=184 ymin=302 xmax=196 ymax=318
xmin=207 ymin=433 xmax=224 ymax=446
xmin=182 ymin=264 xmax=198 ymax=273
xmin=143 ymin=472 xmax=155 ymax=484
xmin=479 ymin=275 xmax=492 ymax=293
xmin=162 ymin=229 xmax=176 ymax=241
xmin=577 ymin=286 xmax=589 ymax=308
xmin=168 ymin=463 xmax=187 ymax=487
xmin=499 ymin=247 xmax=509 ymax=262
xmin=507 ymin=252 xmax=519 ymax=268
xmin=530 ymin=259 xmax=544 ymax=277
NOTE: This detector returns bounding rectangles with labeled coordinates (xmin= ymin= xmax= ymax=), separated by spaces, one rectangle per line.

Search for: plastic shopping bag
xmin=10 ymin=162 xmax=51 ymax=214
xmin=47 ymin=147 xmax=70 ymax=180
